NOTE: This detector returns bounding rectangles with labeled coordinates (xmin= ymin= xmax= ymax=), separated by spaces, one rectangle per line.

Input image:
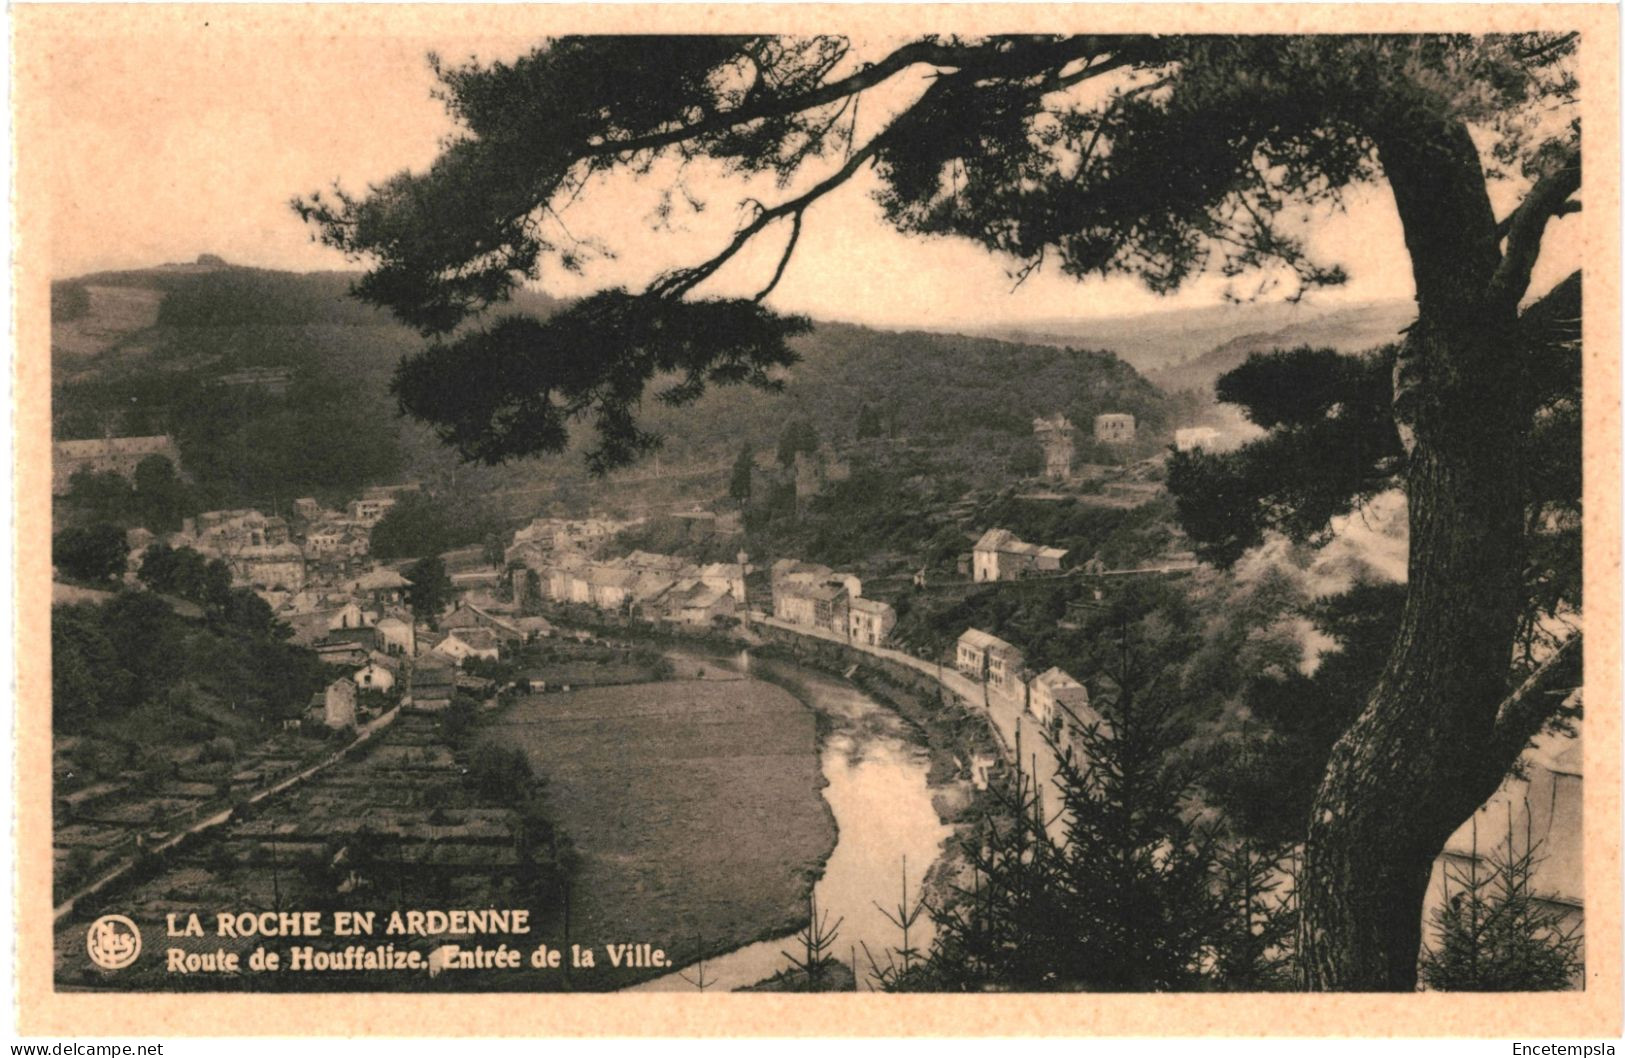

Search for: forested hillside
xmin=52 ymin=263 xmax=1173 ymax=511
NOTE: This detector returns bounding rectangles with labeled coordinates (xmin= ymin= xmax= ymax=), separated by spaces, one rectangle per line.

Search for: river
xmin=629 ymin=645 xmax=954 ymax=992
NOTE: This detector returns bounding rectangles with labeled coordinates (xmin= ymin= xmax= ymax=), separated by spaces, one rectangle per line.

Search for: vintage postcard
xmin=11 ymin=2 xmax=1622 ymax=1038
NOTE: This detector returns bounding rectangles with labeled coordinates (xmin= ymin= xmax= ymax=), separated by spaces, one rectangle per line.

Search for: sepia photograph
xmin=11 ymin=2 xmax=1621 ymax=1037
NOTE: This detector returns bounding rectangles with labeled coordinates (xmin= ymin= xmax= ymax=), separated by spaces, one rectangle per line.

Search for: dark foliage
xmin=1167 ymin=346 xmax=1403 ymax=566
xmin=776 ymin=419 xmax=820 ymax=468
xmin=405 ymin=555 xmax=453 ymax=625
xmin=368 ymin=493 xmax=499 ymax=562
xmin=729 ymin=445 xmax=754 ymax=502
xmin=391 ymin=290 xmax=808 ymax=474
xmin=51 ymin=593 xmax=324 ymax=732
xmin=137 ymin=544 xmax=234 ymax=609
xmin=1195 ymin=581 xmax=1407 ymax=846
xmin=53 ymin=523 xmax=128 ymax=583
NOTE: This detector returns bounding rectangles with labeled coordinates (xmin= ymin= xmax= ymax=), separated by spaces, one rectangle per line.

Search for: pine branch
xmin=1489 ymin=147 xmax=1581 ymax=309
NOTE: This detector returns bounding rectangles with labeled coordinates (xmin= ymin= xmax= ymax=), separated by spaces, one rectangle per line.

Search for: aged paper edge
xmin=11 ymin=3 xmax=1621 ymax=1038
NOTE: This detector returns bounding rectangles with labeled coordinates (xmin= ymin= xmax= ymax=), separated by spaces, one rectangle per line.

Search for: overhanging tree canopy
xmin=299 ymin=32 xmax=1584 ymax=990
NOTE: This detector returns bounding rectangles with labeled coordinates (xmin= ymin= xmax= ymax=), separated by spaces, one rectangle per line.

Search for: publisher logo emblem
xmin=86 ymin=914 xmax=141 ymax=970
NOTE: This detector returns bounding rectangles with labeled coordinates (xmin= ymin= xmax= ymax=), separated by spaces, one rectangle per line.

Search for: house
xmin=1033 ymin=415 xmax=1077 ymax=481
xmin=513 ymin=615 xmax=555 ymax=641
xmin=586 ymin=566 xmax=639 ymax=611
xmin=697 ymin=561 xmax=747 ymax=602
xmin=350 ymin=567 xmax=413 ymax=607
xmin=1093 ymin=413 xmax=1136 ymax=444
xmin=847 ymin=598 xmax=897 ymax=647
xmin=1028 ymin=667 xmax=1091 ymax=730
xmin=335 ymin=528 xmax=371 ymax=559
xmin=972 ymin=529 xmax=1068 ymax=582
xmin=410 ymin=655 xmax=458 ymax=711
xmin=353 ymin=652 xmax=400 ymax=693
xmin=772 ymin=578 xmax=820 ymax=627
xmin=304 ymin=524 xmax=347 ymax=556
xmin=293 ymin=497 xmax=322 ymax=521
xmin=286 ymin=603 xmax=375 ymax=647
xmin=323 ymin=677 xmax=358 ymax=730
xmin=810 ymin=583 xmax=852 ymax=635
xmin=315 ymin=634 xmax=374 ymax=669
xmin=441 ymin=600 xmax=525 ymax=644
xmin=435 ymin=627 xmax=501 ymax=662
xmin=668 ymin=581 xmax=738 ymax=627
xmin=228 ymin=543 xmax=306 ymax=592
xmin=956 ymin=629 xmax=1025 ymax=694
xmin=1174 ymin=427 xmax=1223 ymax=452
xmin=968 ymin=751 xmax=999 ymax=791
xmin=771 ymin=560 xmax=860 ymax=629
xmin=327 ymin=599 xmax=372 ymax=632
xmin=623 ymin=551 xmax=688 ymax=575
xmin=772 ymin=575 xmax=856 ymax=635
xmin=346 ymin=496 xmax=398 ymax=525
xmin=629 ymin=571 xmax=678 ymax=616
xmin=374 ymin=614 xmax=416 ymax=656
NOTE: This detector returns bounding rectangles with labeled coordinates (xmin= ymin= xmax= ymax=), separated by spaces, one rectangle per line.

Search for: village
xmin=51 ymin=392 xmax=1581 ymax=993
xmin=49 ymin=407 xmax=1192 ymax=928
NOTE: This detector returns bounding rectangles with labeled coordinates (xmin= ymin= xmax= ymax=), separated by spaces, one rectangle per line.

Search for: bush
xmin=200 ymin=736 xmax=239 ymax=763
xmin=466 ymin=743 xmax=535 ymax=805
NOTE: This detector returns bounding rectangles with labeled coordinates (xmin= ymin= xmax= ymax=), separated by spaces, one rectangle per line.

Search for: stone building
xmin=1032 ymin=415 xmax=1077 ymax=481
xmin=323 ymin=677 xmax=358 ymax=730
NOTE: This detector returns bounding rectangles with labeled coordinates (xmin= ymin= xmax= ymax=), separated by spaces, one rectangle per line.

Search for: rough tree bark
xmin=1298 ymin=112 xmax=1575 ymax=990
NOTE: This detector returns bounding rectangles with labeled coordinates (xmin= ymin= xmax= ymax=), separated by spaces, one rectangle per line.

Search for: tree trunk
xmin=1298 ymin=115 xmax=1536 ymax=990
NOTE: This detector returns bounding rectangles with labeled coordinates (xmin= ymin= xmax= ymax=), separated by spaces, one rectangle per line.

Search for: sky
xmin=26 ymin=8 xmax=1581 ymax=330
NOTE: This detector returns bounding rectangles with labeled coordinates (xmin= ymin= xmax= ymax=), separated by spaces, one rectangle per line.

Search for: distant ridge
xmin=969 ymin=297 xmax=1415 ymax=380
xmin=1145 ymin=301 xmax=1416 ymax=395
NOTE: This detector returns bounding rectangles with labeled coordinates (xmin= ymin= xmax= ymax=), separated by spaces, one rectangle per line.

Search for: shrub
xmin=466 ymin=743 xmax=535 ymax=805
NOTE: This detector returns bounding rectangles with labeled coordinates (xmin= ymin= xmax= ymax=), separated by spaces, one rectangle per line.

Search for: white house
xmin=346 ymin=496 xmax=397 ymax=525
xmin=956 ymin=629 xmax=1025 ymax=694
xmin=375 ymin=614 xmax=416 ymax=656
xmin=847 ymin=597 xmax=897 ymax=647
xmin=326 ymin=600 xmax=372 ymax=632
xmin=435 ymin=627 xmax=501 ymax=662
xmin=1028 ymin=667 xmax=1090 ymax=730
xmin=353 ymin=655 xmax=398 ymax=693
xmin=972 ymin=528 xmax=1068 ymax=582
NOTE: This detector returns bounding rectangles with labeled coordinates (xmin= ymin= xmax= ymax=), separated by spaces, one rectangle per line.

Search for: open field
xmin=488 ymin=679 xmax=835 ymax=988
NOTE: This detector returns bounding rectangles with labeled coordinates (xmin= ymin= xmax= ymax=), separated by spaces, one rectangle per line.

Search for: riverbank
xmin=741 ymin=634 xmax=1005 ymax=921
